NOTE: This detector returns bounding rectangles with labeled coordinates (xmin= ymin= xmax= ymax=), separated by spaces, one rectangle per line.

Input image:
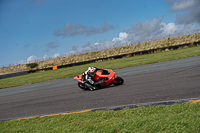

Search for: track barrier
xmin=0 ymin=71 xmax=29 ymax=79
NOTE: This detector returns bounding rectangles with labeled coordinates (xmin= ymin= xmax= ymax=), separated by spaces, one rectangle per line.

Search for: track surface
xmin=0 ymin=56 xmax=200 ymax=121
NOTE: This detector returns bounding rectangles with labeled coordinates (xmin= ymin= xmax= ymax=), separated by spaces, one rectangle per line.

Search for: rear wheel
xmin=114 ymin=76 xmax=124 ymax=85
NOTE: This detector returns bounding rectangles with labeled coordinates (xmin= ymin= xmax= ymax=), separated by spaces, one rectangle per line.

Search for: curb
xmin=11 ymin=109 xmax=92 ymax=121
xmin=188 ymin=99 xmax=200 ymax=104
xmin=4 ymin=97 xmax=200 ymax=122
xmin=92 ymin=98 xmax=200 ymax=111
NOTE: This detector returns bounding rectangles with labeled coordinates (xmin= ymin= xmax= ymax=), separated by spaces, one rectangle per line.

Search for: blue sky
xmin=0 ymin=0 xmax=200 ymax=67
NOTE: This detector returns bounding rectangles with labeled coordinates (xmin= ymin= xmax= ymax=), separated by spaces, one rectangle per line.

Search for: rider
xmin=82 ymin=67 xmax=104 ymax=90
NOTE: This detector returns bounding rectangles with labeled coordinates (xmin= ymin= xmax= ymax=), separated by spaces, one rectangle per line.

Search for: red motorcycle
xmin=74 ymin=68 xmax=124 ymax=90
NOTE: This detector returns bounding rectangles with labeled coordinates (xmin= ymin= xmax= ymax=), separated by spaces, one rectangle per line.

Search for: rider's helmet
xmin=88 ymin=67 xmax=96 ymax=77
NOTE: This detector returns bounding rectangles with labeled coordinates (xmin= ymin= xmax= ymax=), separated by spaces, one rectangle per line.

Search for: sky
xmin=0 ymin=0 xmax=200 ymax=67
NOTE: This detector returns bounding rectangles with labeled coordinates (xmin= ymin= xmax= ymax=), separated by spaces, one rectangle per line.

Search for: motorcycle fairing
xmin=74 ymin=69 xmax=117 ymax=86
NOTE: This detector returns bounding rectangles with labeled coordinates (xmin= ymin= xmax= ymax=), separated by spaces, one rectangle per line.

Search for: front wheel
xmin=113 ymin=76 xmax=124 ymax=85
xmin=78 ymin=82 xmax=86 ymax=90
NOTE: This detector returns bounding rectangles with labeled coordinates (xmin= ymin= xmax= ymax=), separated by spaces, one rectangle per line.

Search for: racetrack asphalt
xmin=0 ymin=56 xmax=200 ymax=121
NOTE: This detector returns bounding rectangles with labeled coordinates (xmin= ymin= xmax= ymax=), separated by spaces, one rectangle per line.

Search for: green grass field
xmin=1 ymin=103 xmax=200 ymax=132
xmin=0 ymin=45 xmax=200 ymax=89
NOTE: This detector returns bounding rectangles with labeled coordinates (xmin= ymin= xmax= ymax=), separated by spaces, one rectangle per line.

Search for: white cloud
xmin=167 ymin=0 xmax=199 ymax=12
xmin=15 ymin=60 xmax=26 ymax=65
xmin=54 ymin=22 xmax=115 ymax=37
xmin=159 ymin=22 xmax=196 ymax=36
xmin=52 ymin=53 xmax=60 ymax=58
xmin=65 ymin=16 xmax=199 ymax=56
xmin=176 ymin=5 xmax=200 ymax=24
xmin=112 ymin=32 xmax=130 ymax=47
xmin=27 ymin=55 xmax=41 ymax=63
xmin=166 ymin=0 xmax=200 ymax=24
xmin=126 ymin=17 xmax=199 ymax=44
xmin=43 ymin=55 xmax=49 ymax=60
xmin=112 ymin=32 xmax=128 ymax=42
xmin=125 ymin=17 xmax=165 ymax=43
xmin=25 ymin=53 xmax=60 ymax=64
xmin=46 ymin=41 xmax=60 ymax=49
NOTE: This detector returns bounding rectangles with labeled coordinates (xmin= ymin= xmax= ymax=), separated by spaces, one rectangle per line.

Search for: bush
xmin=26 ymin=63 xmax=38 ymax=68
xmin=189 ymin=42 xmax=195 ymax=47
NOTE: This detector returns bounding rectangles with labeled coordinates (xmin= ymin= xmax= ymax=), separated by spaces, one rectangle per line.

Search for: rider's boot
xmin=89 ymin=86 xmax=96 ymax=90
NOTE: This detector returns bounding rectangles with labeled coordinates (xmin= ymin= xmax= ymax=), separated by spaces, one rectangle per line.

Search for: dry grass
xmin=1 ymin=33 xmax=200 ymax=75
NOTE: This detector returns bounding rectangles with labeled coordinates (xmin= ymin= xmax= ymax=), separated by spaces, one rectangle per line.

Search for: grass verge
xmin=1 ymin=103 xmax=200 ymax=132
xmin=0 ymin=46 xmax=200 ymax=89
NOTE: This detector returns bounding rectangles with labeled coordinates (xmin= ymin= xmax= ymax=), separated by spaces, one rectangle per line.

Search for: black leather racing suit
xmin=82 ymin=67 xmax=103 ymax=86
